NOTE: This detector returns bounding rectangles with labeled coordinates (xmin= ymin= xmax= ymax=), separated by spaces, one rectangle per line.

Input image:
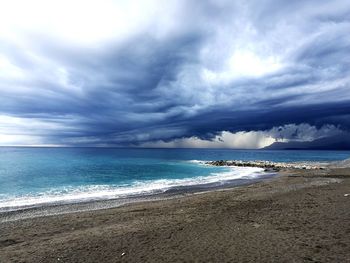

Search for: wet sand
xmin=1 ymin=168 xmax=350 ymax=262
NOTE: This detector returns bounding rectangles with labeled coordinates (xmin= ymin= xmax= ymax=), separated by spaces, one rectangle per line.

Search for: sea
xmin=0 ymin=147 xmax=349 ymax=212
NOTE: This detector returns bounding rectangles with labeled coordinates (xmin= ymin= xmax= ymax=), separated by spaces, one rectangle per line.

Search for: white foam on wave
xmin=187 ymin=160 xmax=205 ymax=164
xmin=0 ymin=166 xmax=265 ymax=211
xmin=186 ymin=160 xmax=211 ymax=166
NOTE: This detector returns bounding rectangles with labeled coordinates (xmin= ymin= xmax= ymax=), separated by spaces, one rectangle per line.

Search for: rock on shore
xmin=205 ymin=160 xmax=327 ymax=171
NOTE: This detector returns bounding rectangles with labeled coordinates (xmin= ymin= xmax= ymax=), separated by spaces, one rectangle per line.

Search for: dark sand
xmin=1 ymin=168 xmax=349 ymax=262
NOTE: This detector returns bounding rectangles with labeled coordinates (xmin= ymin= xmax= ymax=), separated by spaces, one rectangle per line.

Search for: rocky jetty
xmin=206 ymin=160 xmax=327 ymax=171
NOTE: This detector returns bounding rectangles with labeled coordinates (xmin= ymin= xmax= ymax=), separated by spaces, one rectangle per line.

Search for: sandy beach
xmin=1 ymin=167 xmax=349 ymax=262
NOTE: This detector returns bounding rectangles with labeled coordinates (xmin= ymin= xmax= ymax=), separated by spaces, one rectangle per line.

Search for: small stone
xmin=253 ymin=223 xmax=261 ymax=228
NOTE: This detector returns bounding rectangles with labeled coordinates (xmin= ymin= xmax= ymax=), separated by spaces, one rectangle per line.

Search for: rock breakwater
xmin=206 ymin=160 xmax=327 ymax=171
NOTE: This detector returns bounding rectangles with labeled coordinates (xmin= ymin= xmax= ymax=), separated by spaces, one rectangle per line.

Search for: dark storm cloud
xmin=0 ymin=0 xmax=350 ymax=146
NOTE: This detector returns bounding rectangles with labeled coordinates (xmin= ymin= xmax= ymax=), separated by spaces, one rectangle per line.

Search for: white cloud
xmin=140 ymin=130 xmax=276 ymax=149
xmin=140 ymin=123 xmax=343 ymax=149
xmin=0 ymin=54 xmax=25 ymax=79
xmin=0 ymin=115 xmax=75 ymax=146
xmin=202 ymin=50 xmax=283 ymax=84
xmin=0 ymin=0 xmax=184 ymax=46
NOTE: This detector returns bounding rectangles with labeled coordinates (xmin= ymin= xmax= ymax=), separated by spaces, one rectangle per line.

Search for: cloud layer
xmin=140 ymin=123 xmax=343 ymax=149
xmin=0 ymin=0 xmax=350 ymax=147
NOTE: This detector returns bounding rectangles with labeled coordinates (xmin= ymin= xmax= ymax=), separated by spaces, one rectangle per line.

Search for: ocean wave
xmin=186 ymin=160 xmax=209 ymax=165
xmin=0 ymin=166 xmax=265 ymax=211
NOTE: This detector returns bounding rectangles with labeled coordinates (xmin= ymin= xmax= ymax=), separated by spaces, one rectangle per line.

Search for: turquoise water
xmin=0 ymin=147 xmax=349 ymax=210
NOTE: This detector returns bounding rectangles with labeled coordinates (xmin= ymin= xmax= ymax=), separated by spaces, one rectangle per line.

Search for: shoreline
xmin=1 ymin=158 xmax=341 ymax=219
xmin=0 ymin=170 xmax=277 ymax=223
xmin=0 ymin=158 xmax=345 ymax=221
xmin=0 ymin=158 xmax=346 ymax=219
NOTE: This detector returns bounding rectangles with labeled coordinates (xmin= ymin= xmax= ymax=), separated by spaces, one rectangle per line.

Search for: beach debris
xmin=121 ymin=252 xmax=126 ymax=256
xmin=344 ymin=194 xmax=349 ymax=197
xmin=205 ymin=160 xmax=327 ymax=170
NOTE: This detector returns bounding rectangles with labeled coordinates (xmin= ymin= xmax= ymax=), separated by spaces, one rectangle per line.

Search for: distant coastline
xmin=264 ymin=135 xmax=350 ymax=150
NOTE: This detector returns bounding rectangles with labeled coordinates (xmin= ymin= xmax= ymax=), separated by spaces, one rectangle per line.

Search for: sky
xmin=0 ymin=0 xmax=349 ymax=148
